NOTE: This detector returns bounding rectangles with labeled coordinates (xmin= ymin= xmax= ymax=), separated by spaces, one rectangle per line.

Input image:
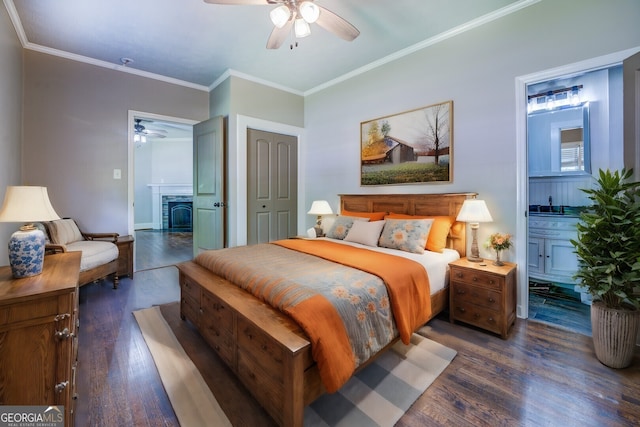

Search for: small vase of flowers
xmin=487 ymin=232 xmax=512 ymax=266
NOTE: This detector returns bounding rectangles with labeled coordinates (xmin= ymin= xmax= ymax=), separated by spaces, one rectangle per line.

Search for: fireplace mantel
xmin=148 ymin=184 xmax=193 ymax=229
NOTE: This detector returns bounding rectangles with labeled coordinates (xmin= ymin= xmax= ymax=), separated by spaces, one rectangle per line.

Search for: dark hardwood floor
xmin=74 ymin=233 xmax=640 ymax=426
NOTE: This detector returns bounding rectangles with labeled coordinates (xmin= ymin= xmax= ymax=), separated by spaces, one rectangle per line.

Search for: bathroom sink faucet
xmin=549 ymin=195 xmax=553 ymax=207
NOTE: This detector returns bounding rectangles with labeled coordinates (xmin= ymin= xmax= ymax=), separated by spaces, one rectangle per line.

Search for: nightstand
xmin=449 ymin=257 xmax=517 ymax=339
xmin=116 ymin=235 xmax=134 ymax=278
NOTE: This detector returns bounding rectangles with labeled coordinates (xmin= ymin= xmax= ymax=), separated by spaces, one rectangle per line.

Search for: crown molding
xmin=4 ymin=0 xmax=539 ymax=97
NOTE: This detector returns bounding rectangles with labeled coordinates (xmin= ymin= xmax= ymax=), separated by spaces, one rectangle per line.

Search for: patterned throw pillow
xmin=325 ymin=216 xmax=369 ymax=240
xmin=378 ymin=218 xmax=434 ymax=254
xmin=385 ymin=214 xmax=455 ymax=253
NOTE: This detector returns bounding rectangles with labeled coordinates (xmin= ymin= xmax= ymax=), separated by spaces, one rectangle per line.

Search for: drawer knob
xmin=489 ymin=280 xmax=495 ymax=285
xmin=456 ymin=272 xmax=463 ymax=278
xmin=457 ymin=307 xmax=466 ymax=313
xmin=472 ymin=277 xmax=478 ymax=282
xmin=55 ymin=381 xmax=69 ymax=393
xmin=488 ymin=317 xmax=495 ymax=323
xmin=488 ymin=297 xmax=495 ymax=303
xmin=55 ymin=327 xmax=71 ymax=341
xmin=456 ymin=289 xmax=466 ymax=295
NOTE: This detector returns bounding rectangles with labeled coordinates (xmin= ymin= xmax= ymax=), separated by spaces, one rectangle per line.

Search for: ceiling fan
xmin=134 ymin=118 xmax=167 ymax=141
xmin=203 ymin=0 xmax=360 ymax=49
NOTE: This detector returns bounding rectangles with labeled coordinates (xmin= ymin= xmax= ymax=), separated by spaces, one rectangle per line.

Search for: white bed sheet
xmin=318 ymin=237 xmax=460 ymax=294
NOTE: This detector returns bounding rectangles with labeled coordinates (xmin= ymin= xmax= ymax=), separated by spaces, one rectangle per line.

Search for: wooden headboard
xmin=339 ymin=193 xmax=476 ymax=257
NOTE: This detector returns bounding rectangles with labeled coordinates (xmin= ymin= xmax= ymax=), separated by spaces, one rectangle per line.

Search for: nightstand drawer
xmin=451 ymin=268 xmax=503 ymax=290
xmin=451 ymin=282 xmax=501 ymax=311
xmin=450 ymin=302 xmax=504 ymax=335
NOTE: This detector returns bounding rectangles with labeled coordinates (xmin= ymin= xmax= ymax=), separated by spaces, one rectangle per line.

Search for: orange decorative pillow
xmin=341 ymin=209 xmax=386 ymax=221
xmin=385 ymin=213 xmax=455 ymax=253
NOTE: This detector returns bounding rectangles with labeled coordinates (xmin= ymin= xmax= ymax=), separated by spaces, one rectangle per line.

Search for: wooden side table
xmin=449 ymin=257 xmax=517 ymax=339
xmin=116 ymin=235 xmax=134 ymax=278
xmin=0 ymin=252 xmax=81 ymax=427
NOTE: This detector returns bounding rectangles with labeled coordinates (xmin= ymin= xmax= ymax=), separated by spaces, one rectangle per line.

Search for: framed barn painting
xmin=360 ymin=100 xmax=453 ymax=186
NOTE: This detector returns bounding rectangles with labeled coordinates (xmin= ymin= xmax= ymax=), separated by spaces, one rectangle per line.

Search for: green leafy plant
xmin=570 ymin=169 xmax=640 ymax=310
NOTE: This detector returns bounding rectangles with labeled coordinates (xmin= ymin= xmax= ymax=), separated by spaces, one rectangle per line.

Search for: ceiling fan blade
xmin=266 ymin=20 xmax=293 ymax=49
xmin=315 ymin=6 xmax=360 ymax=41
xmin=145 ymin=132 xmax=167 ymax=138
xmin=203 ymin=0 xmax=271 ymax=5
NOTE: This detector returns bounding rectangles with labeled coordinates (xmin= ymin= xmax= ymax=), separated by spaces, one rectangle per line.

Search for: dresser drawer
xmin=450 ymin=302 xmax=504 ymax=335
xmin=238 ymin=348 xmax=285 ymax=425
xmin=451 ymin=268 xmax=503 ymax=290
xmin=201 ymin=315 xmax=235 ymax=367
xmin=201 ymin=292 xmax=233 ymax=332
xmin=237 ymin=317 xmax=285 ymax=381
xmin=180 ymin=293 xmax=199 ymax=326
xmin=180 ymin=276 xmax=201 ymax=302
xmin=451 ymin=282 xmax=502 ymax=311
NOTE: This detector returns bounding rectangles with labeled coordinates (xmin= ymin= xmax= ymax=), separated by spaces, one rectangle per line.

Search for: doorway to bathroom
xmin=525 ymin=63 xmax=625 ymax=336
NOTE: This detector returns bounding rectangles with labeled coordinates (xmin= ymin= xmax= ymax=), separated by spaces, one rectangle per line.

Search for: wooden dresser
xmin=449 ymin=257 xmax=517 ymax=339
xmin=0 ymin=252 xmax=81 ymax=427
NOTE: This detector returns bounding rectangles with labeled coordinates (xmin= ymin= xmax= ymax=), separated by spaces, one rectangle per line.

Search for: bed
xmin=177 ymin=193 xmax=473 ymax=427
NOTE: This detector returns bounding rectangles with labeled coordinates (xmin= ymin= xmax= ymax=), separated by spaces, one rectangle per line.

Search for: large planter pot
xmin=591 ymin=302 xmax=640 ymax=368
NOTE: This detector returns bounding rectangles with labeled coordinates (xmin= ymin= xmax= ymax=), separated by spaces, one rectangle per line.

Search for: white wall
xmin=304 ymin=0 xmax=640 ymax=316
xmin=0 ymin=5 xmax=23 ymax=264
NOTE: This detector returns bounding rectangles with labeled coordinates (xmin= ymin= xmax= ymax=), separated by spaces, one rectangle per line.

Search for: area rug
xmin=134 ymin=304 xmax=457 ymax=427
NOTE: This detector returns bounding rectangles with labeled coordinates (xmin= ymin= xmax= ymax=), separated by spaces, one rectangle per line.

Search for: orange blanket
xmin=273 ymin=239 xmax=431 ymax=391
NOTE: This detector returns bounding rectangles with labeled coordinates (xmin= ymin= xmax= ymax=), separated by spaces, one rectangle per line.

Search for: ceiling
xmin=5 ymin=0 xmax=533 ymax=94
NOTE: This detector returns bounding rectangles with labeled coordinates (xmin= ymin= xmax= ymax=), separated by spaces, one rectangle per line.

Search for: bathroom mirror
xmin=528 ymin=102 xmax=591 ymax=176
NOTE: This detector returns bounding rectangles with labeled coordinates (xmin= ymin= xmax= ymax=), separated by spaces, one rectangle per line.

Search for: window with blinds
xmin=560 ymin=127 xmax=584 ymax=172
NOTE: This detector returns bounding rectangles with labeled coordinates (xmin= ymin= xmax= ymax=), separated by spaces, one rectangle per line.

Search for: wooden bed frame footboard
xmin=177 ymin=193 xmax=474 ymax=427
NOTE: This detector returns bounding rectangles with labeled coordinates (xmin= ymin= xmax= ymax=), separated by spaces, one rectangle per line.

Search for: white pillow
xmin=344 ymin=220 xmax=386 ymax=247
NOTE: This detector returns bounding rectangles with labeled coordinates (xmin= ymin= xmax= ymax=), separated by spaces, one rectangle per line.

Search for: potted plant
xmin=570 ymin=168 xmax=640 ymax=368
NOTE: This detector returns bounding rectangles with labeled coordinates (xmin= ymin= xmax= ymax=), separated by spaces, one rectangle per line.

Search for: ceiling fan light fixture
xmin=294 ymin=18 xmax=311 ymax=38
xmin=299 ymin=2 xmax=320 ymax=23
xmin=270 ymin=5 xmax=291 ymax=28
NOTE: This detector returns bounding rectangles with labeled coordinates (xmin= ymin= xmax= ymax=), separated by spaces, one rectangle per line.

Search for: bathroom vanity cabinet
xmin=528 ymin=215 xmax=579 ymax=286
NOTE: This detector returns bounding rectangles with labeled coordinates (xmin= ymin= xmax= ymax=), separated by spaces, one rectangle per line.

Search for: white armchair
xmin=41 ymin=219 xmax=120 ymax=289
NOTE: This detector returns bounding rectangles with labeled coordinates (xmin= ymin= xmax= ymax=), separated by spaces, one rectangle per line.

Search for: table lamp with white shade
xmin=456 ymin=198 xmax=493 ymax=262
xmin=307 ymin=200 xmax=333 ymax=237
xmin=0 ymin=186 xmax=61 ymax=278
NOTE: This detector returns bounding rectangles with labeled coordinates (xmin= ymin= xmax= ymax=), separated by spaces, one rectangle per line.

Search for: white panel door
xmin=193 ymin=116 xmax=224 ymax=255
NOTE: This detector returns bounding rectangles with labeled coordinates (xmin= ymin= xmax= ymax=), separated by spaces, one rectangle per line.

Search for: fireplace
xmin=168 ymin=201 xmax=193 ymax=230
xmin=162 ymin=195 xmax=193 ymax=231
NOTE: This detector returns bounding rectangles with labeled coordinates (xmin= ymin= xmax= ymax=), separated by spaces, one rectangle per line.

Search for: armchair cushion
xmin=47 ymin=219 xmax=84 ymax=245
xmin=67 ymin=240 xmax=118 ymax=272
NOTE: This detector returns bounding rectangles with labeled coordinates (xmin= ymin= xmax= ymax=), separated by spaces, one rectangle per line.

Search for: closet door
xmin=247 ymin=129 xmax=297 ymax=245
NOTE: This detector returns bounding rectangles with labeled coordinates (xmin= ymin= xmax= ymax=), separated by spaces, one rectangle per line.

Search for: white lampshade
xmin=270 ymin=5 xmax=291 ymax=29
xmin=294 ymin=18 xmax=311 ymax=38
xmin=0 ymin=186 xmax=61 ymax=278
xmin=456 ymin=199 xmax=493 ymax=224
xmin=299 ymin=1 xmax=320 ymax=23
xmin=0 ymin=186 xmax=61 ymax=223
xmin=307 ymin=200 xmax=333 ymax=216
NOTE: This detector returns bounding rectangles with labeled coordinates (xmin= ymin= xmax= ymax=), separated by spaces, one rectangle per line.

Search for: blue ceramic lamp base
xmin=8 ymin=227 xmax=46 ymax=278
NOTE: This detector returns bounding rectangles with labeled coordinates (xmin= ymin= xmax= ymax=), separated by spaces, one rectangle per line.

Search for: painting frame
xmin=360 ymin=100 xmax=453 ymax=186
